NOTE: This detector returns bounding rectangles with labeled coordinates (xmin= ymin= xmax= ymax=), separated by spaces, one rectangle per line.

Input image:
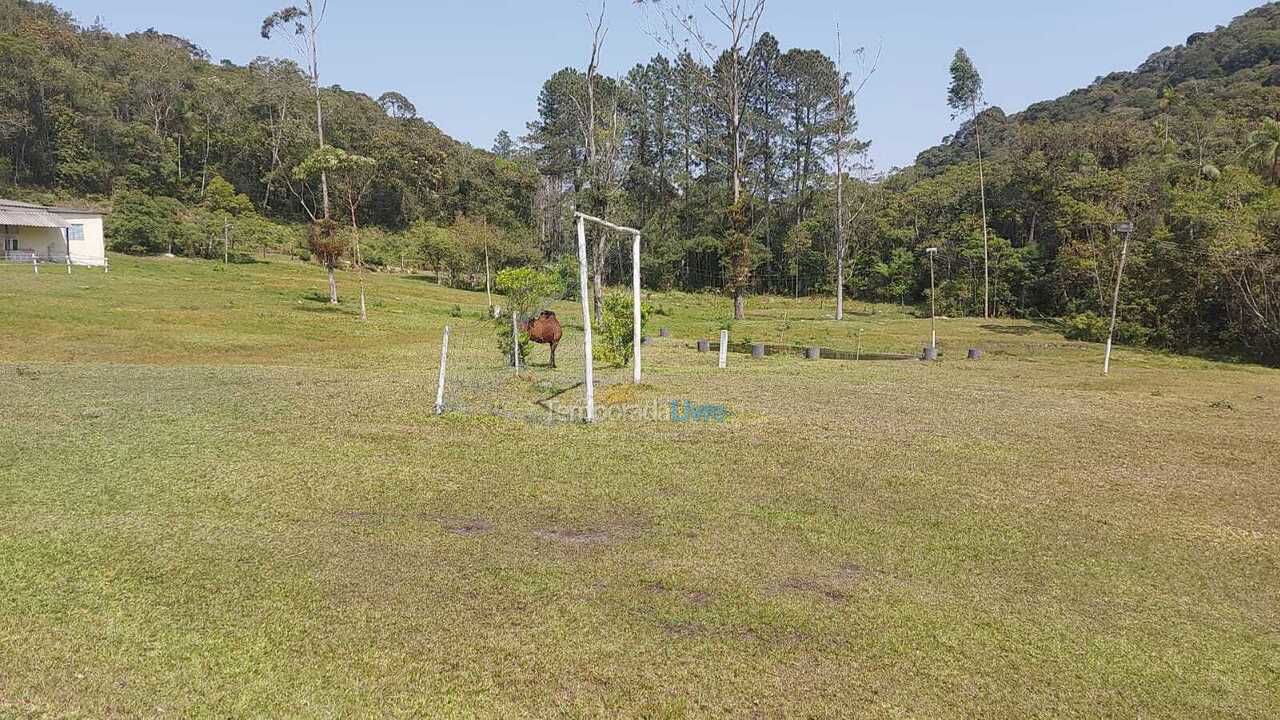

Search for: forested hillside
xmin=2 ymin=0 xmax=1278 ymax=363
xmin=894 ymin=4 xmax=1280 ymax=362
xmin=0 ymin=0 xmax=541 ymax=266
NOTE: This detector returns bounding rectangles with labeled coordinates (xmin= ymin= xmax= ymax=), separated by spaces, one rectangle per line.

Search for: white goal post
xmin=573 ymin=211 xmax=643 ymax=423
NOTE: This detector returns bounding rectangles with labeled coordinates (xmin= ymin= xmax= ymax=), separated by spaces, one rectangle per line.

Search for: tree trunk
xmin=592 ymin=232 xmax=606 ymax=325
xmin=308 ymin=5 xmax=330 ymax=221
xmin=834 ymin=101 xmax=845 ymax=321
xmin=975 ymin=107 xmax=990 ymax=319
xmin=351 ymin=205 xmax=366 ymax=322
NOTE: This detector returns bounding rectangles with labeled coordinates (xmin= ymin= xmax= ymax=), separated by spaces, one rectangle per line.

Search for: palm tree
xmin=1246 ymin=118 xmax=1280 ymax=182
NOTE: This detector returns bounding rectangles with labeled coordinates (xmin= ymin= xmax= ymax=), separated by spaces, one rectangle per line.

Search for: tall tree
xmin=262 ymin=1 xmax=331 ymax=221
xmin=947 ymin=48 xmax=991 ymax=318
xmin=295 ymin=146 xmax=377 ymax=319
xmin=1246 ymin=117 xmax=1280 ymax=183
xmin=576 ymin=3 xmax=626 ymax=324
xmin=638 ymin=0 xmax=767 ymax=319
xmin=830 ymin=32 xmax=876 ymax=320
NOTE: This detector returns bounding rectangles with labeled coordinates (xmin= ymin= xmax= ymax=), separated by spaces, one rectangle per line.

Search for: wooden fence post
xmin=435 ymin=326 xmax=450 ymax=415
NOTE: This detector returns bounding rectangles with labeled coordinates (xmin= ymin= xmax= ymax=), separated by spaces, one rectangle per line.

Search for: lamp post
xmin=1103 ymin=222 xmax=1135 ymax=376
xmin=926 ymin=247 xmax=939 ymax=350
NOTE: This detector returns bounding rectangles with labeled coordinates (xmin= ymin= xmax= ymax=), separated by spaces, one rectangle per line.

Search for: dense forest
xmin=1 ymin=0 xmax=1278 ymax=363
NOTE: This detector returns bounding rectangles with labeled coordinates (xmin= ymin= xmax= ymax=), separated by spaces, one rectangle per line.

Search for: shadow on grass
xmin=300 ymin=290 xmax=335 ymax=304
xmin=295 ymin=303 xmax=356 ymax=316
xmin=980 ymin=324 xmax=1039 ymax=336
xmin=295 ymin=290 xmax=356 ymax=315
xmin=400 ymin=275 xmax=485 ymax=292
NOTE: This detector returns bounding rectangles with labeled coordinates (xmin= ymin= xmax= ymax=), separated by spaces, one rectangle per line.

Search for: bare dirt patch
xmin=533 ymin=528 xmax=611 ymax=544
xmin=442 ymin=519 xmax=492 ymax=536
xmin=335 ymin=510 xmax=388 ymax=525
xmin=660 ymin=620 xmax=707 ymax=637
xmin=779 ymin=577 xmax=849 ymax=603
xmin=776 ymin=563 xmax=866 ymax=603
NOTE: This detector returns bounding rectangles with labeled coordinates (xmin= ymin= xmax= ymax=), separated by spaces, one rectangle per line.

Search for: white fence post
xmin=719 ymin=330 xmax=729 ymax=369
xmin=511 ymin=312 xmax=521 ymax=373
xmin=435 ymin=325 xmax=450 ymax=416
xmin=576 ymin=215 xmax=595 ymax=423
xmin=632 ymin=231 xmax=642 ymax=384
xmin=32 ymin=257 xmax=38 ymax=275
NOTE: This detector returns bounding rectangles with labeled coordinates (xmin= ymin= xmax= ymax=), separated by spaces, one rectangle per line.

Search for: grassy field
xmin=1 ymin=255 xmax=1277 ymax=718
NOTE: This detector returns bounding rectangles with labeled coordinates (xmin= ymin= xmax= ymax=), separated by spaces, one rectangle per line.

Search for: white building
xmin=0 ymin=199 xmax=107 ymax=267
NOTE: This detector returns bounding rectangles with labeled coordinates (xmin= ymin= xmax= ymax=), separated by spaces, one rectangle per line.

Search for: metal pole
xmin=576 ymin=216 xmax=595 ymax=422
xmin=632 ymin=231 xmax=642 ymax=384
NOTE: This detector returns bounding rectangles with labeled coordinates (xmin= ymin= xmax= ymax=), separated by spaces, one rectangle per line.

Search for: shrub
xmin=1064 ymin=312 xmax=1152 ymax=346
xmin=494 ymin=266 xmax=562 ymax=363
xmin=106 ymin=190 xmax=185 ymax=254
xmin=551 ymin=255 xmax=580 ymax=299
xmin=495 ymin=266 xmax=563 ymax=319
xmin=495 ymin=317 xmax=529 ymax=367
xmin=597 ymin=291 xmax=649 ymax=368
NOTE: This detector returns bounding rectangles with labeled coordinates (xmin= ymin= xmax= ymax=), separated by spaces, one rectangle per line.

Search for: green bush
xmin=1064 ymin=312 xmax=1152 ymax=346
xmin=597 ymin=292 xmax=649 ymax=368
xmin=495 ymin=317 xmax=529 ymax=367
xmin=493 ymin=266 xmax=561 ymax=364
xmin=495 ymin=266 xmax=563 ymax=319
xmin=106 ymin=190 xmax=186 ymax=254
xmin=551 ymin=255 xmax=580 ymax=299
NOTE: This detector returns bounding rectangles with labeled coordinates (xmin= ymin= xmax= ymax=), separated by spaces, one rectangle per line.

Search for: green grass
xmin=2 ymin=255 xmax=1278 ymax=718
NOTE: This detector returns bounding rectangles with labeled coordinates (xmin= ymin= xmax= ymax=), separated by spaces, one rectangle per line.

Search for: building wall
xmin=9 ymin=226 xmax=64 ymax=257
xmin=59 ymin=214 xmax=106 ymax=266
xmin=1 ymin=210 xmax=105 ymax=267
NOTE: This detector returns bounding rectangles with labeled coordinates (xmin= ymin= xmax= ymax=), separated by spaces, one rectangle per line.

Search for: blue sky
xmin=56 ymin=0 xmax=1260 ymax=171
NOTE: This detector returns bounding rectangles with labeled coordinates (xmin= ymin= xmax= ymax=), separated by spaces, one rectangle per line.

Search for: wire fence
xmin=422 ymin=313 xmax=651 ymax=425
xmin=2 ymin=250 xmax=107 ymax=268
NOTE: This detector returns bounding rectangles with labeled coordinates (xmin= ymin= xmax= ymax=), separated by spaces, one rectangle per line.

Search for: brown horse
xmin=522 ymin=310 xmax=563 ymax=368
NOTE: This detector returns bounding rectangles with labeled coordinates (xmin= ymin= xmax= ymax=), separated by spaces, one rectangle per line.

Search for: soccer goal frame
xmin=574 ymin=211 xmax=642 ymax=423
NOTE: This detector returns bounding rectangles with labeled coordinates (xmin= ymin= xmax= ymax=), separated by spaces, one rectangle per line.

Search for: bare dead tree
xmin=1228 ymin=248 xmax=1280 ymax=355
xmin=638 ymin=0 xmax=766 ymax=319
xmin=832 ymin=25 xmax=879 ymax=321
xmin=569 ymin=2 xmax=627 ymax=323
xmin=262 ymin=1 xmax=331 ymax=221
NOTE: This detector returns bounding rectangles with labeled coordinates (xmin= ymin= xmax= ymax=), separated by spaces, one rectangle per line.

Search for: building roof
xmin=0 ymin=199 xmax=71 ymax=229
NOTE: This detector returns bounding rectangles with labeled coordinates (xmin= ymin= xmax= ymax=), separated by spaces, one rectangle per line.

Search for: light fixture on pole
xmin=1103 ymin=222 xmax=1135 ymax=376
xmin=926 ymin=247 xmax=939 ymax=350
